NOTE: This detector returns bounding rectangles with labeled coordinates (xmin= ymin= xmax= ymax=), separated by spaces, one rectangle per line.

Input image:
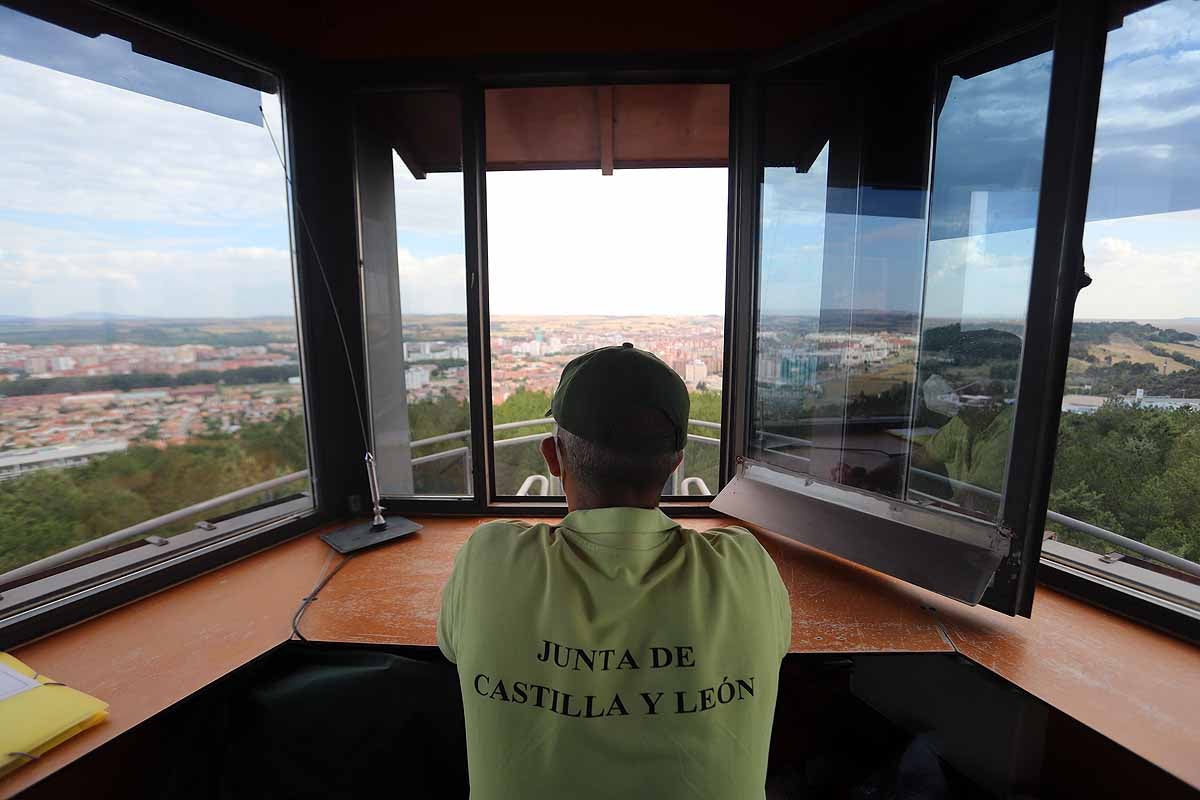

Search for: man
xmin=438 ymin=343 xmax=792 ymax=799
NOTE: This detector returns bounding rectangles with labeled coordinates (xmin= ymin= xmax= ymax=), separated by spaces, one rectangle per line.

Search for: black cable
xmin=291 ymin=552 xmax=357 ymax=642
xmin=259 ymin=105 xmax=371 ymax=452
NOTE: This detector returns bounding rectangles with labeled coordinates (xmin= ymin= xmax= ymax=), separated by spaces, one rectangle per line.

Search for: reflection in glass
xmin=1048 ymin=0 xmax=1200 ymax=571
xmin=750 ymin=37 xmax=1055 ymax=522
xmin=909 ymin=49 xmax=1054 ymax=519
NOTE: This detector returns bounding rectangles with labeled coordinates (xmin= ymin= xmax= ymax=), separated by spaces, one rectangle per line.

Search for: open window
xmin=481 ymin=85 xmax=731 ymax=501
xmin=716 ymin=0 xmax=1100 ymax=615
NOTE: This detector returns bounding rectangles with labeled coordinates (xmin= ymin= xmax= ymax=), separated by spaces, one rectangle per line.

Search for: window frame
xmin=0 ymin=0 xmax=325 ymax=648
xmin=354 ymin=69 xmax=742 ymax=515
xmin=715 ymin=0 xmax=1110 ymax=617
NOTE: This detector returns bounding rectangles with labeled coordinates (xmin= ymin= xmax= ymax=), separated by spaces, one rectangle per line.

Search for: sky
xmin=0 ymin=1 xmax=1197 ymax=322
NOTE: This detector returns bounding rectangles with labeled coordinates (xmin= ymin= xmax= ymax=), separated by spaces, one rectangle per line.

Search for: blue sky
xmin=0 ymin=1 xmax=1197 ymax=322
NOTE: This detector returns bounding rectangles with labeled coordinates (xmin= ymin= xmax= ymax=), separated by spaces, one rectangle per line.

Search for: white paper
xmin=0 ymin=661 xmax=41 ymax=702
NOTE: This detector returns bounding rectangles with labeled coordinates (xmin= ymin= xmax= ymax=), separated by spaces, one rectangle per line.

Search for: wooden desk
xmin=300 ymin=517 xmax=955 ymax=654
xmin=4 ymin=515 xmax=1199 ymax=796
xmin=5 ymin=534 xmax=330 ymax=799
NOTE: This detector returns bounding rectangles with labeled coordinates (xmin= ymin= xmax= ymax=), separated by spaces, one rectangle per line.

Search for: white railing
xmin=411 ymin=417 xmax=722 ymax=496
xmin=0 ymin=470 xmax=310 ymax=587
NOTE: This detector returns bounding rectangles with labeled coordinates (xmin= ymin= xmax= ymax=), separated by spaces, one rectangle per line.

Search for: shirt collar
xmin=559 ymin=506 xmax=680 ymax=535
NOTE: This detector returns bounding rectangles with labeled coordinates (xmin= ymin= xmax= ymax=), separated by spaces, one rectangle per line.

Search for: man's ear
xmin=672 ymin=449 xmax=684 ymax=472
xmin=540 ymin=436 xmax=562 ymax=477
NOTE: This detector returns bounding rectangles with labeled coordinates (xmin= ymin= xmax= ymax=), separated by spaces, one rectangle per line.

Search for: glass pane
xmin=484 ymin=86 xmax=729 ymax=498
xmin=908 ymin=47 xmax=1054 ymax=519
xmin=0 ymin=7 xmax=310 ymax=578
xmin=356 ymin=91 xmax=472 ymax=497
xmin=750 ymin=30 xmax=1055 ymax=525
xmin=1048 ymin=0 xmax=1200 ymax=585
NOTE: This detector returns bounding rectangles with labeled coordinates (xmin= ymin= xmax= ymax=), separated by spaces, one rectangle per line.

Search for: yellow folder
xmin=0 ymin=652 xmax=108 ymax=778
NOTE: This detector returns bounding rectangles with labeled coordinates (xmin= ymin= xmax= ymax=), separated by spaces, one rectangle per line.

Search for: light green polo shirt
xmin=437 ymin=507 xmax=792 ymax=800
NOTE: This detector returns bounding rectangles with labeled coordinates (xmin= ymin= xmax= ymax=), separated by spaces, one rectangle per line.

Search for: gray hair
xmin=558 ymin=427 xmax=681 ymax=494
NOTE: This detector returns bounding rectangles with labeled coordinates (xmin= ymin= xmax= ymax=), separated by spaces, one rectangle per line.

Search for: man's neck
xmin=568 ymin=494 xmax=660 ymax=513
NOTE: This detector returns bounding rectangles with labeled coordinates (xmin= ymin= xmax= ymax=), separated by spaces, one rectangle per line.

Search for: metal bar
xmin=0 ymin=470 xmax=310 ymax=587
xmin=462 ymin=81 xmax=492 ymax=510
xmin=1043 ymin=511 xmax=1200 ymax=579
xmin=993 ymin=0 xmax=1110 ymax=616
xmin=410 ymin=429 xmax=471 ymax=448
xmin=412 ymin=446 xmax=469 ymax=466
xmin=494 ymin=432 xmax=552 ymax=448
xmin=412 ymin=417 xmax=708 ymax=449
xmin=516 ymin=475 xmax=550 ymax=496
xmin=722 ymin=77 xmax=761 ymax=490
xmin=495 ymin=417 xmax=553 ymax=431
xmin=907 ymin=475 xmax=1200 ymax=579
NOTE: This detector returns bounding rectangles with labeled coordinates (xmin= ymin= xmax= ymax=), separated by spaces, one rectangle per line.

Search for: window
xmin=1044 ymin=0 xmax=1200 ymax=612
xmin=355 ymin=90 xmax=474 ymax=498
xmin=0 ymin=6 xmax=310 ymax=589
xmin=717 ymin=2 xmax=1075 ymax=612
xmin=483 ymin=86 xmax=730 ymax=499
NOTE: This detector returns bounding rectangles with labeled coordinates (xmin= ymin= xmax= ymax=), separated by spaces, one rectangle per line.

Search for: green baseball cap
xmin=548 ymin=343 xmax=690 ymax=454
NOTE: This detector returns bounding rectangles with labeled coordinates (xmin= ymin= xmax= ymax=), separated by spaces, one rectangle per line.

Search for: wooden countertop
xmin=4 ymin=514 xmax=1199 ymax=796
xmin=299 ymin=517 xmax=955 ymax=654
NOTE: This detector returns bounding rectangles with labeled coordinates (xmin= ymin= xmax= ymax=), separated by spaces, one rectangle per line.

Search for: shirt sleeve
xmin=767 ymin=556 xmax=792 ymax=659
xmin=436 ymin=538 xmax=470 ymax=664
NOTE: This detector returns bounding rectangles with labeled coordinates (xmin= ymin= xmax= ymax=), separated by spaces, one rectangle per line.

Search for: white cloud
xmin=1077 ymin=212 xmax=1200 ymax=319
xmin=923 ymin=230 xmax=1037 ymax=320
xmin=484 ymin=168 xmax=728 ymax=316
xmin=1104 ymin=1 xmax=1200 ymax=63
xmin=0 ymin=238 xmax=295 ymax=317
xmin=0 ymin=54 xmax=288 ymax=228
xmin=0 ymin=51 xmax=297 ymax=318
xmin=396 ymin=249 xmax=466 ymax=315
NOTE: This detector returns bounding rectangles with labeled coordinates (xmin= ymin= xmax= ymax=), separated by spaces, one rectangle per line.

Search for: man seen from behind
xmin=437 ymin=343 xmax=792 ymax=799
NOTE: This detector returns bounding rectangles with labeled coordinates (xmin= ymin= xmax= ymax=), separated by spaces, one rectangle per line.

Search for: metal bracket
xmin=146 ymin=535 xmax=170 ymax=546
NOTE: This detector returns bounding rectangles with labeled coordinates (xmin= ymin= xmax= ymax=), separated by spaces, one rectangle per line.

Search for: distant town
xmin=4 ymin=314 xmax=1200 ymax=482
xmin=0 ymin=319 xmax=305 ymax=479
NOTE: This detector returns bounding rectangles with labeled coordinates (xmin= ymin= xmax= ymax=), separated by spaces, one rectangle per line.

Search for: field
xmin=1087 ymin=334 xmax=1191 ymax=374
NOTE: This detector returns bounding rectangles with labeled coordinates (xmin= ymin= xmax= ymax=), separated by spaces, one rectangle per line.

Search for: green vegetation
xmin=1050 ymin=404 xmax=1200 ymax=562
xmin=0 ymin=413 xmax=309 ymax=573
xmin=0 ymin=365 xmax=299 ymax=397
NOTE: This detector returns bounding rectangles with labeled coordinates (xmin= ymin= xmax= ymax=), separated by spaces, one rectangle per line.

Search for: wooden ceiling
xmin=361 ymin=84 xmax=730 ymax=174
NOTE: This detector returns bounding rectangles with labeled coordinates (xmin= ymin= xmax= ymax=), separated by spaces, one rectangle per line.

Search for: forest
xmin=1049 ymin=403 xmax=1200 ymax=563
xmin=0 ymin=413 xmax=309 ymax=573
